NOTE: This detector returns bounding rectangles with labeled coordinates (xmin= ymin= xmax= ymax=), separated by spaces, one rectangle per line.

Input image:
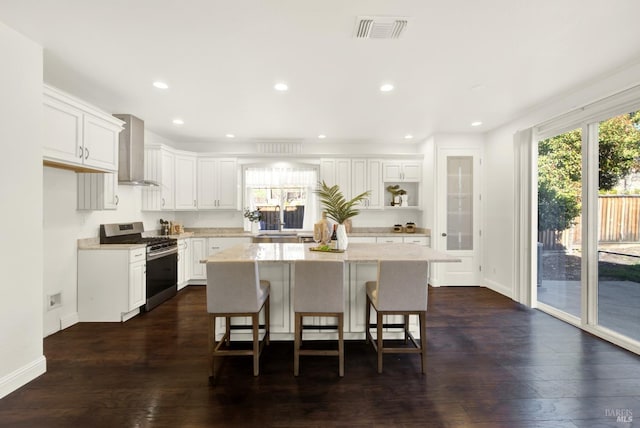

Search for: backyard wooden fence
xmin=539 ymin=195 xmax=640 ymax=249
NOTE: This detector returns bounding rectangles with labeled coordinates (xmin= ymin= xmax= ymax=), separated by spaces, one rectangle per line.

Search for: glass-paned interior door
xmin=433 ymin=148 xmax=480 ymax=286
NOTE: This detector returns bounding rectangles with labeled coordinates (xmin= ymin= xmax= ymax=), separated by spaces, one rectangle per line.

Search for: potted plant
xmin=316 ymin=181 xmax=370 ymax=250
xmin=244 ymin=207 xmax=262 ymax=234
xmin=386 ymin=184 xmax=407 ymax=207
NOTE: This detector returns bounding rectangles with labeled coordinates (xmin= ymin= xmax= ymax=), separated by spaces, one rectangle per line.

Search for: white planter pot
xmin=251 ymin=222 xmax=259 ymax=234
xmin=400 ymin=194 xmax=408 ymax=207
xmin=336 ymin=223 xmax=349 ymax=250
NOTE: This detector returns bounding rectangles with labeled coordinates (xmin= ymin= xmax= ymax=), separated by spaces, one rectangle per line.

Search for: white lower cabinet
xmin=177 ymin=238 xmax=191 ymax=290
xmin=190 ymin=237 xmax=251 ymax=283
xmin=78 ymin=247 xmax=146 ymax=322
xmin=190 ymin=238 xmax=208 ymax=280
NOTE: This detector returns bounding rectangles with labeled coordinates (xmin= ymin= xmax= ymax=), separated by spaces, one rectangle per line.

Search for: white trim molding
xmin=0 ymin=356 xmax=46 ymax=399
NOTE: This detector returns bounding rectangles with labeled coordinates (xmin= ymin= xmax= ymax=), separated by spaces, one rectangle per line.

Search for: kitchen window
xmin=244 ymin=165 xmax=318 ymax=231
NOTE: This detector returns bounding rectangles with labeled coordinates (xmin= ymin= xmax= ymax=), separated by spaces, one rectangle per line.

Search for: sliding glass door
xmin=536 ymin=110 xmax=640 ymax=347
xmin=596 ymin=111 xmax=640 ymax=341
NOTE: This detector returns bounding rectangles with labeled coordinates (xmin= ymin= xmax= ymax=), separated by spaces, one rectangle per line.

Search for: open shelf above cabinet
xmin=383 ymin=181 xmax=421 ymax=209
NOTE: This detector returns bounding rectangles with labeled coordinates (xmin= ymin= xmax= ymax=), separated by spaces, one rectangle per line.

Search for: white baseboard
xmin=483 ymin=278 xmax=512 ymax=299
xmin=0 ymin=356 xmax=46 ymax=399
xmin=60 ymin=312 xmax=79 ymax=330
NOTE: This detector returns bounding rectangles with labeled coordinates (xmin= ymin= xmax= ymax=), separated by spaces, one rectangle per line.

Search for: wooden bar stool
xmin=365 ymin=260 xmax=429 ymax=374
xmin=293 ymin=260 xmax=345 ymax=377
xmin=206 ymin=260 xmax=270 ymax=382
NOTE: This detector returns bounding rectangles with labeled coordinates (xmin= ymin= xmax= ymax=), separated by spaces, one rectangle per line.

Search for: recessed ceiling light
xmin=225 ymin=134 xmax=235 ymax=138
xmin=172 ymin=118 xmax=184 ymax=125
xmin=380 ymin=83 xmax=394 ymax=92
xmin=318 ymin=134 xmax=326 ymax=139
xmin=274 ymin=82 xmax=288 ymax=91
xmin=471 ymin=121 xmax=483 ymax=127
xmin=404 ymin=134 xmax=413 ymax=140
xmin=153 ymin=81 xmax=169 ymax=89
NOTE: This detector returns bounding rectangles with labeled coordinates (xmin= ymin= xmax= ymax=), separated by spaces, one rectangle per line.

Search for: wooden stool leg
xmin=365 ymin=295 xmax=371 ymax=344
xmin=419 ymin=311 xmax=427 ymax=374
xmin=338 ymin=313 xmax=344 ymax=377
xmin=377 ymin=311 xmax=383 ymax=374
xmin=404 ymin=314 xmax=409 ymax=344
xmin=225 ymin=316 xmax=231 ymax=346
xmin=208 ymin=314 xmax=216 ymax=379
xmin=252 ymin=313 xmax=260 ymax=376
xmin=294 ymin=313 xmax=301 ymax=376
xmin=265 ymin=296 xmax=270 ymax=345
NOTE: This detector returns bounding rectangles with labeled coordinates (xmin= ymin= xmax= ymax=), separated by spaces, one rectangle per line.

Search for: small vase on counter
xmin=336 ymin=224 xmax=349 ymax=250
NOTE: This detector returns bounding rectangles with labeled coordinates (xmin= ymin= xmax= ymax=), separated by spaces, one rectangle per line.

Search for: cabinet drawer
xmin=404 ymin=237 xmax=428 ymax=246
xmin=376 ymin=236 xmax=404 ymax=244
xmin=129 ymin=248 xmax=146 ymax=263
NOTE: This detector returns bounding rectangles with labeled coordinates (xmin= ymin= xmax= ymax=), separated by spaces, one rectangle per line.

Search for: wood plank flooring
xmin=1 ymin=286 xmax=639 ymax=427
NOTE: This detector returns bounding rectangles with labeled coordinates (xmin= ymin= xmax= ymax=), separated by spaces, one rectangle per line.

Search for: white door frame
xmin=431 ymin=146 xmax=482 ymax=286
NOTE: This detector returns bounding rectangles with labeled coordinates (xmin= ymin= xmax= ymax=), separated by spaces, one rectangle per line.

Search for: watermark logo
xmin=605 ymin=408 xmax=633 ymax=423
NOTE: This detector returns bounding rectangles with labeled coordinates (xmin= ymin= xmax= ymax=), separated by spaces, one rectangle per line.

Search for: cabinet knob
xmin=114 ymin=195 xmax=119 ymax=205
xmin=78 ymin=146 xmax=83 ymax=158
xmin=84 ymin=147 xmax=89 ymax=159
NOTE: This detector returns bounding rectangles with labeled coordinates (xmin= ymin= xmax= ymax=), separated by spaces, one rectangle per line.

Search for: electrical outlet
xmin=47 ymin=292 xmax=62 ymax=310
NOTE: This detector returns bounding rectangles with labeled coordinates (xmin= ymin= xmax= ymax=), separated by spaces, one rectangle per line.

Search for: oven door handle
xmin=147 ymin=247 xmax=178 ymax=261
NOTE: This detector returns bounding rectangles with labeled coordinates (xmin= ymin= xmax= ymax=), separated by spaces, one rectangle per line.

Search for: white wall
xmin=42 ymin=167 xmax=172 ymax=337
xmin=483 ymin=61 xmax=640 ymax=301
xmin=0 ymin=21 xmax=45 ymax=399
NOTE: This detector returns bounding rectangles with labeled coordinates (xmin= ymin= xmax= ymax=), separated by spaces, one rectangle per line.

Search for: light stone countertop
xmin=201 ymin=242 xmax=457 ymax=263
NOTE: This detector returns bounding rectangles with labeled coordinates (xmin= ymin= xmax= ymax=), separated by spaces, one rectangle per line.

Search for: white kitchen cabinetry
xmin=197 ymin=157 xmax=238 ymax=210
xmin=376 ymin=236 xmax=404 ymax=244
xmin=43 ymin=85 xmax=122 ymax=173
xmin=78 ymin=246 xmax=146 ymax=322
xmin=190 ymin=238 xmax=208 ymax=281
xmin=141 ymin=145 xmax=175 ymax=211
xmin=320 ymin=158 xmax=351 ymax=199
xmin=177 ymin=238 xmax=191 ymax=290
xmin=351 ymin=159 xmax=383 ymax=209
xmin=383 ymin=161 xmax=422 ymax=182
xmin=189 ymin=236 xmax=251 ymax=282
xmin=77 ymin=173 xmax=119 ymax=210
xmin=174 ymin=153 xmax=197 ymax=210
xmin=403 ymin=236 xmax=430 ymax=247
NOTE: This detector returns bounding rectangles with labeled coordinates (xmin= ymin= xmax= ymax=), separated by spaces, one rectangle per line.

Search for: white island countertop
xmin=202 ymin=242 xmax=459 ymax=263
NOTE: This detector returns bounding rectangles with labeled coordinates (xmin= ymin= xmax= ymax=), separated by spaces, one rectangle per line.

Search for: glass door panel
xmin=596 ymin=111 xmax=640 ymax=341
xmin=446 ymin=156 xmax=473 ymax=251
xmin=537 ymin=128 xmax=582 ymax=317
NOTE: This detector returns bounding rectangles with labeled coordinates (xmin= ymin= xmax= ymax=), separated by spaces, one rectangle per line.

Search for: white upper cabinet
xmin=197 ymin=157 xmax=238 ymax=210
xmin=77 ymin=172 xmax=119 ymax=210
xmin=382 ymin=160 xmax=422 ymax=182
xmin=351 ymin=159 xmax=382 ymax=209
xmin=174 ymin=153 xmax=197 ymax=210
xmin=320 ymin=158 xmax=351 ymax=199
xmin=142 ymin=145 xmax=175 ymax=211
xmin=160 ymin=150 xmax=175 ymax=210
xmin=43 ymin=85 xmax=122 ymax=173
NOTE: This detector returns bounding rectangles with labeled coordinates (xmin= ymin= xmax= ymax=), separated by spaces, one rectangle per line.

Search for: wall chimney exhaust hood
xmin=113 ymin=114 xmax=159 ymax=186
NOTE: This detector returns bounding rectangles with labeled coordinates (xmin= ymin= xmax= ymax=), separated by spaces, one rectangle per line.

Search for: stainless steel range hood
xmin=113 ymin=114 xmax=159 ymax=186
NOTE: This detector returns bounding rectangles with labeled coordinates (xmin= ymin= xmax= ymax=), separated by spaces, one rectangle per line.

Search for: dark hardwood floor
xmin=1 ymin=286 xmax=639 ymax=427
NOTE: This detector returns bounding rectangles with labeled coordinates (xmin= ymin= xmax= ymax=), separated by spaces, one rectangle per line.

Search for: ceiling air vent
xmin=354 ymin=16 xmax=409 ymax=39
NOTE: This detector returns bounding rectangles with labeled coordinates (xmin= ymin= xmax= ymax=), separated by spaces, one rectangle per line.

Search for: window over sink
xmin=244 ymin=164 xmax=318 ymax=231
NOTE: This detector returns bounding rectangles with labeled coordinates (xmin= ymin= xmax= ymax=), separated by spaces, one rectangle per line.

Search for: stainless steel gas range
xmin=100 ymin=222 xmax=178 ymax=311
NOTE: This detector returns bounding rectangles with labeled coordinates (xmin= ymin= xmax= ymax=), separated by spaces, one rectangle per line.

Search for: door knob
xmin=441 ymin=233 xmax=447 ymax=237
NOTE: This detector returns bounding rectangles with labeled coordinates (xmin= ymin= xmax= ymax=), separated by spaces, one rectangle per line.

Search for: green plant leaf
xmin=315 ymin=181 xmax=370 ymax=224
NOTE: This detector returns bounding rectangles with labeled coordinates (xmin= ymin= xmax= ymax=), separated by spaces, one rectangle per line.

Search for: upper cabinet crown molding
xmin=43 ymin=84 xmax=123 ymax=173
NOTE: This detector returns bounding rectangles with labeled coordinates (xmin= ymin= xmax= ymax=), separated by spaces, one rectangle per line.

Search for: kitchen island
xmin=202 ymin=242 xmax=458 ymax=340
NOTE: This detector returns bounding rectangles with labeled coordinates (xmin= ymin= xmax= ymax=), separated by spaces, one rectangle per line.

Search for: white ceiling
xmin=2 ymin=0 xmax=640 ymax=147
